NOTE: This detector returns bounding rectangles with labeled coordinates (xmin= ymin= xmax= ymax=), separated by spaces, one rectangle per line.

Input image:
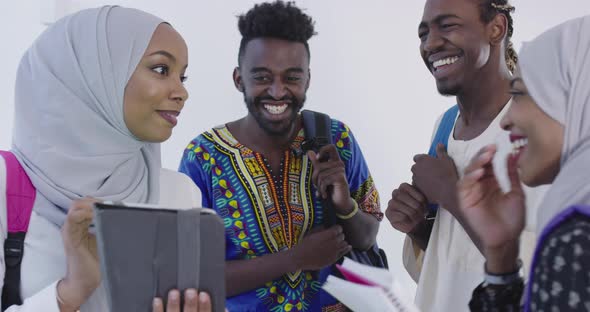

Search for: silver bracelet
xmin=483 ymin=259 xmax=523 ymax=285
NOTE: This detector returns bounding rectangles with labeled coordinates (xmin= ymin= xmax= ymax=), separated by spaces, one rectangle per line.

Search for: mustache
xmin=255 ymin=95 xmax=296 ymax=102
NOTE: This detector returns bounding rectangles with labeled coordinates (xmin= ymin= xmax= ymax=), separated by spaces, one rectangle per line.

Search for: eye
xmin=151 ymin=65 xmax=169 ymax=76
xmin=253 ymin=75 xmax=271 ymax=83
xmin=441 ymin=23 xmax=458 ymax=30
xmin=508 ymin=89 xmax=525 ymax=98
xmin=286 ymin=76 xmax=301 ymax=82
xmin=180 ymin=75 xmax=188 ymax=83
xmin=418 ymin=30 xmax=429 ymax=42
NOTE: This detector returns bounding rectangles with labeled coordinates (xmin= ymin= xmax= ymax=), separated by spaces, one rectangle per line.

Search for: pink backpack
xmin=0 ymin=151 xmax=36 ymax=310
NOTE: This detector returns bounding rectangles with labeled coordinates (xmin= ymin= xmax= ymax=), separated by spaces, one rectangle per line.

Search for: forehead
xmin=242 ymin=38 xmax=309 ymax=70
xmin=421 ymin=0 xmax=480 ymax=24
xmin=145 ymin=24 xmax=188 ymax=64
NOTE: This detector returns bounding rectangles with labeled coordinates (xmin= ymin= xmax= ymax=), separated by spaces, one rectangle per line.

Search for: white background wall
xmin=1 ymin=0 xmax=589 ymax=297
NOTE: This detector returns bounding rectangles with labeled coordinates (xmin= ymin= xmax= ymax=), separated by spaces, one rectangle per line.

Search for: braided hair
xmin=479 ymin=0 xmax=517 ymax=72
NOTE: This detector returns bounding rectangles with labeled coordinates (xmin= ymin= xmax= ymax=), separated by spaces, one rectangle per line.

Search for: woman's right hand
xmin=57 ymin=197 xmax=101 ymax=311
xmin=457 ymin=145 xmax=526 ymax=273
xmin=152 ymin=290 xmax=213 ymax=312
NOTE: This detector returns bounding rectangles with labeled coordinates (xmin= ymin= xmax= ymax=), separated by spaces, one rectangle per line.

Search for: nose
xmin=268 ymin=79 xmax=288 ymax=99
xmin=500 ymin=110 xmax=512 ymax=131
xmin=422 ymin=30 xmax=444 ymax=54
xmin=170 ymin=79 xmax=189 ymax=106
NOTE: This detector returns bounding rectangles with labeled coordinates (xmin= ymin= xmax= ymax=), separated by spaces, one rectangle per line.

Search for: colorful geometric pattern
xmin=179 ymin=119 xmax=382 ymax=311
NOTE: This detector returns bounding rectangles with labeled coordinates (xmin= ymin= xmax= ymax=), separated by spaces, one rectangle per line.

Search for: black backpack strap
xmin=301 ymin=110 xmax=338 ymax=227
xmin=301 ymin=110 xmax=332 ymax=154
xmin=301 ymin=111 xmax=389 ymax=270
xmin=2 ymin=232 xmax=26 ymax=310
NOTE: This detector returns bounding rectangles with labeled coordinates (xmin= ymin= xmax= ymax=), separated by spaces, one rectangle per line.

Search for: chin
xmin=519 ymin=172 xmax=537 ymax=187
xmin=261 ymin=122 xmax=293 ymax=137
xmin=143 ymin=130 xmax=173 ymax=143
xmin=519 ymin=168 xmax=554 ymax=187
xmin=436 ymin=81 xmax=461 ymax=96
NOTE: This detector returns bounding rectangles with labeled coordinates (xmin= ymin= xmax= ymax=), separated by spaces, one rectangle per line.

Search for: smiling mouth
xmin=264 ymin=103 xmax=288 ymax=115
xmin=510 ymin=135 xmax=528 ymax=157
xmin=157 ymin=110 xmax=180 ymax=126
xmin=431 ymin=56 xmax=460 ymax=72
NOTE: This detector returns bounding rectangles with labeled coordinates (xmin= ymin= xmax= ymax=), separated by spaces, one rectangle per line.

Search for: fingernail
xmin=170 ymin=290 xmax=179 ymax=300
xmin=153 ymin=298 xmax=161 ymax=307
xmin=186 ymin=289 xmax=197 ymax=300
xmin=199 ymin=292 xmax=209 ymax=303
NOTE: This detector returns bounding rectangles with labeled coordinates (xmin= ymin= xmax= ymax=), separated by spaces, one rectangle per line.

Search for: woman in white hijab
xmin=457 ymin=15 xmax=590 ymax=311
xmin=1 ymin=5 xmax=211 ymax=312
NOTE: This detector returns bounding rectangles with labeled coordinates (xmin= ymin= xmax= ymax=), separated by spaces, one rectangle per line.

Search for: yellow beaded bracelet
xmin=336 ymin=200 xmax=359 ymax=220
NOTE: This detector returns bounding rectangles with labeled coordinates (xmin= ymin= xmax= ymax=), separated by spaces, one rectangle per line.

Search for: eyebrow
xmin=510 ymin=77 xmax=523 ymax=88
xmin=250 ymin=67 xmax=305 ymax=74
xmin=419 ymin=14 xmax=461 ymax=29
xmin=250 ymin=67 xmax=270 ymax=74
xmin=148 ymin=50 xmax=176 ymax=63
xmin=286 ymin=68 xmax=305 ymax=74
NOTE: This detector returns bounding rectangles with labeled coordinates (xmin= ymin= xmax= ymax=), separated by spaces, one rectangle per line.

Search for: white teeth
xmin=511 ymin=138 xmax=528 ymax=154
xmin=433 ymin=56 xmax=460 ymax=69
xmin=264 ymin=104 xmax=288 ymax=115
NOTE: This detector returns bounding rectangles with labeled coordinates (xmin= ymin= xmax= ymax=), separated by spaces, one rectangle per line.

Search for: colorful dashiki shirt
xmin=179 ymin=119 xmax=382 ymax=312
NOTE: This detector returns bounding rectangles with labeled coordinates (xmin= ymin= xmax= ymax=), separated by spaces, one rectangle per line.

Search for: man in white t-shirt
xmin=385 ymin=0 xmax=544 ymax=311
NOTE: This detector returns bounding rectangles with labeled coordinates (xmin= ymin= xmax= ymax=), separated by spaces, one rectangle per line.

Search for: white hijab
xmin=518 ymin=15 xmax=590 ymax=233
xmin=11 ymin=6 xmax=165 ymax=226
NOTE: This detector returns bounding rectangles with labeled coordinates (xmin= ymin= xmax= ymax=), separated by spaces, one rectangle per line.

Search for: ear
xmin=233 ymin=67 xmax=244 ymax=92
xmin=305 ymin=68 xmax=311 ymax=91
xmin=488 ymin=13 xmax=508 ymax=46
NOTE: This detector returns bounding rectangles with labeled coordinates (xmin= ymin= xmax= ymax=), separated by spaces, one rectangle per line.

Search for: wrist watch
xmin=483 ymin=259 xmax=524 ymax=285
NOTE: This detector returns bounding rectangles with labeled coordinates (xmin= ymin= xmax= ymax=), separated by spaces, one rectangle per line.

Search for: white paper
xmin=492 ymin=131 xmax=512 ymax=193
xmin=323 ymin=258 xmax=420 ymax=312
xmin=323 ymin=276 xmax=398 ymax=312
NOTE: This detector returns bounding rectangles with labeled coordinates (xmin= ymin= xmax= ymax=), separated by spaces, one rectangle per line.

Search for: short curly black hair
xmin=237 ymin=1 xmax=317 ymax=65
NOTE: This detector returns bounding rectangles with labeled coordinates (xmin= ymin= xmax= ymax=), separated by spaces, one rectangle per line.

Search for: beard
xmin=244 ymin=92 xmax=306 ymax=137
xmin=436 ymin=79 xmax=461 ymax=96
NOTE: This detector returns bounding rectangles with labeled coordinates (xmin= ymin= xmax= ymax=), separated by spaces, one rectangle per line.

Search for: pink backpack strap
xmin=0 ymin=151 xmax=35 ymax=233
xmin=0 ymin=150 xmax=36 ymax=309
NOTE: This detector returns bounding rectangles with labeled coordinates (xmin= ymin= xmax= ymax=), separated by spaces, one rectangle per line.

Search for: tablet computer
xmin=93 ymin=202 xmax=225 ymax=311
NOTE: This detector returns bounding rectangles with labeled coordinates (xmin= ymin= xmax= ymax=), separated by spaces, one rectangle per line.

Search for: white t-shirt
xmin=0 ymin=158 xmax=202 ymax=312
xmin=402 ymin=103 xmax=547 ymax=312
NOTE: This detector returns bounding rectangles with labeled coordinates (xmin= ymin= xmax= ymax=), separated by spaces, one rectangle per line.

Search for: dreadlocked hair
xmin=237 ymin=1 xmax=317 ymax=65
xmin=479 ymin=0 xmax=517 ymax=72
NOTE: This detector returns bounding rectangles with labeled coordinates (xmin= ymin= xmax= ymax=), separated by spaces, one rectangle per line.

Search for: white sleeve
xmin=159 ymin=168 xmax=203 ymax=208
xmin=402 ymin=235 xmax=424 ymax=283
xmin=0 ymin=158 xmax=61 ymax=312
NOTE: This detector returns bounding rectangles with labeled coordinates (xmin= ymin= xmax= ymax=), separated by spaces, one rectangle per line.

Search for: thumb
xmin=306 ymin=226 xmax=325 ymax=236
xmin=307 ymin=150 xmax=319 ymax=166
xmin=436 ymin=143 xmax=448 ymax=158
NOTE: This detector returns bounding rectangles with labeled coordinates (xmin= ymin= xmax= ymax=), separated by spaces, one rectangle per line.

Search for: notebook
xmin=93 ymin=202 xmax=225 ymax=312
xmin=322 ymin=258 xmax=419 ymax=312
